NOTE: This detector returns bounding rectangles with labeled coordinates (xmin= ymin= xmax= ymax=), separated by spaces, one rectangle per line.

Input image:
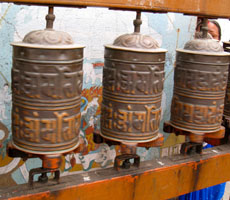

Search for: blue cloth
xmin=179 ymin=183 xmax=226 ymax=200
xmin=179 ymin=144 xmax=226 ymax=200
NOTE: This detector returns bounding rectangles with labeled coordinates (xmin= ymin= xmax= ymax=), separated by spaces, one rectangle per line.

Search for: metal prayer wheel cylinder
xmin=101 ymin=32 xmax=167 ymax=143
xmin=223 ymin=41 xmax=230 ymax=118
xmin=223 ymin=41 xmax=230 ymax=52
xmin=170 ymin=39 xmax=229 ymax=133
xmin=11 ymin=25 xmax=84 ymax=154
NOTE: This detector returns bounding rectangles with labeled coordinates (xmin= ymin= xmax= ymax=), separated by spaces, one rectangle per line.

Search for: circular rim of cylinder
xmin=11 ymin=42 xmax=84 ymax=49
xmin=105 ymin=44 xmax=167 ymax=53
xmin=176 ymin=48 xmax=230 ymax=56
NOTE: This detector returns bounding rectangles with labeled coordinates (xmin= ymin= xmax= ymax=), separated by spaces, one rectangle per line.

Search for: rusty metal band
xmin=100 ymin=130 xmax=159 ymax=143
xmin=12 ymin=140 xmax=80 ymax=155
xmin=176 ymin=59 xmax=229 ymax=66
xmin=170 ymin=121 xmax=221 ymax=133
xmin=13 ymin=58 xmax=84 ymax=64
xmin=13 ymin=136 xmax=79 ymax=148
xmin=173 ymin=90 xmax=225 ymax=99
xmin=170 ymin=120 xmax=223 ymax=133
xmin=13 ymin=102 xmax=81 ymax=111
xmin=174 ymin=87 xmax=226 ymax=97
xmin=13 ymin=97 xmax=81 ymax=107
xmin=102 ymin=96 xmax=161 ymax=104
xmin=12 ymin=95 xmax=81 ymax=105
xmin=101 ymin=127 xmax=159 ymax=137
xmin=103 ymin=90 xmax=162 ymax=100
xmin=104 ymin=58 xmax=165 ymax=65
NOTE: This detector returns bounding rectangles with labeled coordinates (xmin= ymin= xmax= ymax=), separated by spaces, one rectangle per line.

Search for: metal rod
xmin=46 ymin=6 xmax=55 ymax=29
xmin=202 ymin=18 xmax=208 ymax=39
xmin=134 ymin=11 xmax=142 ymax=33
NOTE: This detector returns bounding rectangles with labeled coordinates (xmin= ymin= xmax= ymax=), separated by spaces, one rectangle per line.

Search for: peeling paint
xmin=83 ymin=176 xmax=91 ymax=181
xmin=157 ymin=161 xmax=165 ymax=166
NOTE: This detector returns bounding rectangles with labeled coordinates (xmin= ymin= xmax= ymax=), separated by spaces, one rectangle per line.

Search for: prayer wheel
xmin=170 ymin=38 xmax=229 ymax=134
xmin=11 ymin=7 xmax=84 ymax=155
xmin=223 ymin=41 xmax=230 ymax=119
xmin=100 ymin=12 xmax=167 ymax=144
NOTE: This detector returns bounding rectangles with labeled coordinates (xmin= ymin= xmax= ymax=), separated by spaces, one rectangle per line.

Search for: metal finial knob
xmin=201 ymin=18 xmax=208 ymax=39
xmin=46 ymin=6 xmax=55 ymax=29
xmin=133 ymin=11 xmax=142 ymax=33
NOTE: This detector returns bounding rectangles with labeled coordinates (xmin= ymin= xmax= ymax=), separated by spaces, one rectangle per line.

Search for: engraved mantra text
xmin=175 ymin=67 xmax=228 ymax=91
xmin=102 ymin=104 xmax=161 ymax=133
xmin=171 ymin=97 xmax=223 ymax=124
xmin=13 ymin=108 xmax=80 ymax=143
xmin=103 ymin=65 xmax=164 ymax=95
xmin=13 ymin=66 xmax=82 ymax=99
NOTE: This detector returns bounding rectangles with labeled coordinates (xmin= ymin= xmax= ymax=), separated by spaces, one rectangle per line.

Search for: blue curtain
xmin=179 ymin=144 xmax=226 ymax=200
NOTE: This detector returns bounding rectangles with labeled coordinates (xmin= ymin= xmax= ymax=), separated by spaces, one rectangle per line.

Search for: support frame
xmin=1 ymin=144 xmax=230 ymax=200
xmin=1 ymin=0 xmax=230 ymax=18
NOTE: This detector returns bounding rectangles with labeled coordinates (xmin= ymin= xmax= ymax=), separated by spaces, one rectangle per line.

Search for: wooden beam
xmin=1 ymin=144 xmax=230 ymax=200
xmin=1 ymin=0 xmax=230 ymax=18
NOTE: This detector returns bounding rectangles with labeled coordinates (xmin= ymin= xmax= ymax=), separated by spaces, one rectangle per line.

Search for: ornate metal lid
xmin=12 ymin=7 xmax=83 ymax=49
xmin=105 ymin=12 xmax=166 ymax=53
xmin=112 ymin=33 xmax=160 ymax=49
xmin=177 ymin=38 xmax=229 ymax=56
xmin=177 ymin=18 xmax=228 ymax=55
xmin=183 ymin=38 xmax=223 ymax=53
xmin=22 ymin=29 xmax=74 ymax=45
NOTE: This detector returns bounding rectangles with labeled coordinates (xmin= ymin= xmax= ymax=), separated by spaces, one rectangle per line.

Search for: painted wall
xmin=217 ymin=19 xmax=230 ymax=42
xmin=0 ymin=3 xmax=198 ymax=187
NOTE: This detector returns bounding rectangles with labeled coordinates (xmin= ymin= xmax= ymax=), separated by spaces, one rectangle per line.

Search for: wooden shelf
xmin=1 ymin=145 xmax=230 ymax=200
xmin=0 ymin=0 xmax=230 ymax=18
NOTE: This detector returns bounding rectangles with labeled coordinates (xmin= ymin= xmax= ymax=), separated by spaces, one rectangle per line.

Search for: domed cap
xmin=113 ymin=32 xmax=159 ymax=49
xmin=184 ymin=38 xmax=223 ymax=52
xmin=23 ymin=29 xmax=74 ymax=45
xmin=106 ymin=12 xmax=164 ymax=52
xmin=183 ymin=18 xmax=223 ymax=53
